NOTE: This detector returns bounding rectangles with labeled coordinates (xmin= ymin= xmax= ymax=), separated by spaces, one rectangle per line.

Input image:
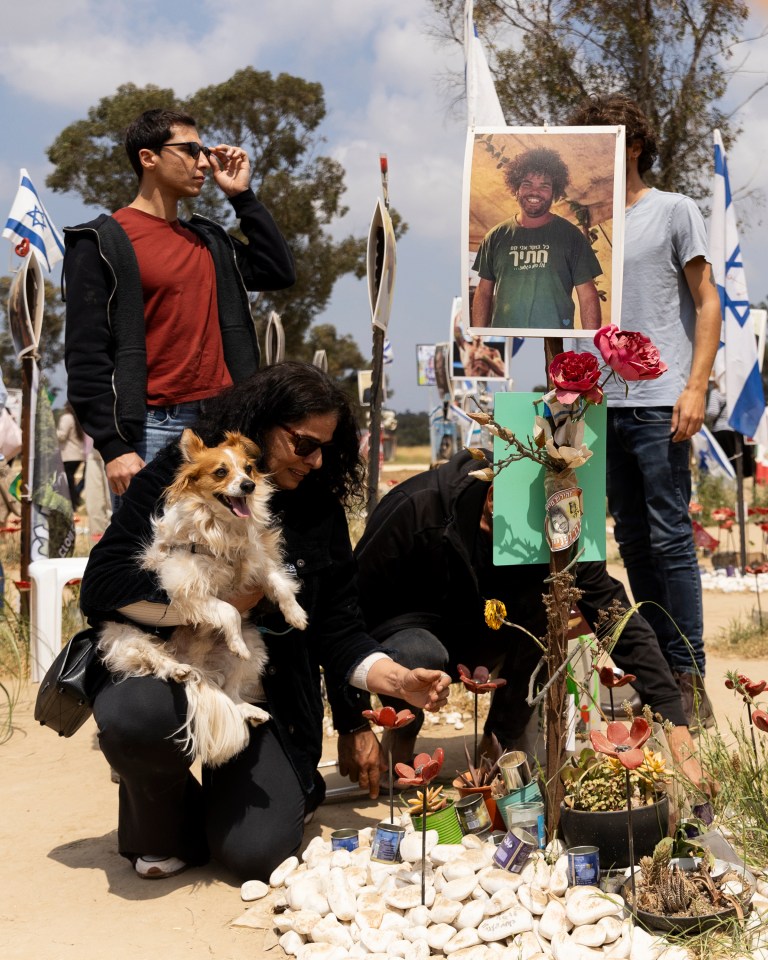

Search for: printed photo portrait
xmin=464 ymin=126 xmax=625 ymax=339
xmin=416 ymin=344 xmax=437 ymax=386
xmin=450 ymin=295 xmax=509 ymax=381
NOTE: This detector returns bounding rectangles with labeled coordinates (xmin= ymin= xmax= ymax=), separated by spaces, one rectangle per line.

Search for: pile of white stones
xmin=236 ymin=824 xmax=768 ymax=960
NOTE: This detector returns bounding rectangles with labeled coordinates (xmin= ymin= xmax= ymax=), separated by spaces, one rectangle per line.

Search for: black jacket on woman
xmin=80 ymin=442 xmax=377 ymax=796
xmin=354 ymin=449 xmax=686 ymax=737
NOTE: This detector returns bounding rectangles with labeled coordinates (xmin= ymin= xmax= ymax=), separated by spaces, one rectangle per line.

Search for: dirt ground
xmin=2 ymin=463 xmax=767 ymax=959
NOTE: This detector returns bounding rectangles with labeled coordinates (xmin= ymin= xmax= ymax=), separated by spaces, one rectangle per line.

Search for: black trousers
xmin=93 ymin=675 xmax=306 ymax=881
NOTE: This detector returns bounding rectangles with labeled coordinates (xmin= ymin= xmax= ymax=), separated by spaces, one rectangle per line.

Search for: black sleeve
xmin=574 ymin=561 xmax=687 ymax=727
xmin=228 ymin=190 xmax=296 ymax=291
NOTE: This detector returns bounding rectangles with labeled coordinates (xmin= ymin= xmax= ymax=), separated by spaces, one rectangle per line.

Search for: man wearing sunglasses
xmin=63 ymin=108 xmax=295 ymax=509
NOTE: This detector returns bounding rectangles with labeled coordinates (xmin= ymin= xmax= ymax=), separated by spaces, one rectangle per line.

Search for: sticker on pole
xmin=545 ymin=486 xmax=583 ymax=551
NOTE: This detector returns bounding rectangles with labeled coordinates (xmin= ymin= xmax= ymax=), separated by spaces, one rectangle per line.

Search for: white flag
xmin=709 ymin=130 xmax=768 ymax=444
xmin=3 ymin=169 xmax=65 ymax=272
xmin=464 ymin=0 xmax=506 ymax=127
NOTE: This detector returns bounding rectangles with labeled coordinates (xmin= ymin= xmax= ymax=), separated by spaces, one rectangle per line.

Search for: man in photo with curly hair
xmin=472 ymin=146 xmax=603 ymax=331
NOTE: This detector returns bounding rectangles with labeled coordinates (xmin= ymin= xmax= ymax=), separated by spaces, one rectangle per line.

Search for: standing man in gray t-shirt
xmin=570 ymin=94 xmax=722 ymax=731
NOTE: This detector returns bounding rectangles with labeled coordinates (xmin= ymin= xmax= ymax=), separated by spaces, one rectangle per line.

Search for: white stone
xmin=302 ymin=836 xmax=326 ymax=864
xmin=484 ymin=887 xmax=519 ymax=916
xmin=443 ymin=875 xmax=480 ymax=902
xmin=291 ymin=910 xmax=326 ymax=937
xmin=597 ymin=915 xmax=623 ymax=944
xmin=444 ymin=928 xmax=483 ymax=954
xmin=477 ymin=906 xmax=534 ymax=941
xmin=571 ymin=924 xmax=605 ymax=948
xmin=381 ymin=912 xmax=409 ymax=931
xmin=357 ymin=891 xmax=384 ymax=913
xmin=530 ymin=859 xmax=553 ymax=891
xmin=462 ymin=833 xmax=486 ymax=850
xmin=456 ymin=898 xmax=487 ymax=929
xmin=565 ymin=891 xmax=623 ymax=926
xmin=431 ymin=844 xmax=466 ymax=865
xmin=478 ymin=867 xmax=525 ymax=895
xmin=240 ymin=879 xmax=269 ymax=901
xmin=513 ymin=930 xmax=548 ymax=960
xmin=449 ymin=947 xmax=496 ymax=960
xmin=385 ymin=884 xmax=435 ymax=910
xmin=360 ymin=927 xmax=399 ymax=953
xmin=657 ymin=947 xmax=692 ymax=960
xmin=355 ymin=908 xmax=384 ymax=929
xmin=518 ymin=883 xmax=548 ymax=915
xmin=628 ymin=926 xmax=666 ymax=960
xmin=445 ymin=859 xmax=481 ymax=882
xmin=425 ymin=923 xmax=459 ymax=950
xmin=406 ymin=905 xmax=431 ymax=927
xmin=429 ymin=894 xmax=463 ymax=925
xmin=327 ymin=867 xmax=355 ymax=922
xmin=550 ymin=931 xmax=603 ymax=960
xmin=287 ymin=877 xmax=330 ymax=916
xmin=403 ymin=940 xmax=430 ymax=960
xmin=279 ymin=930 xmax=304 ymax=957
xmin=538 ymin=898 xmax=569 ymax=940
xmin=400 ymin=830 xmax=438 ymax=862
xmin=359 ymin=826 xmax=374 ymax=846
xmin=403 ymin=925 xmax=430 ymax=944
xmin=330 ymin=847 xmax=351 ymax=869
xmin=310 ymin=915 xmax=353 ymax=950
xmin=295 ymin=944 xmax=348 ymax=960
xmin=270 ymin=855 xmax=300 ymax=887
xmin=549 ymin=868 xmax=569 ymax=897
xmin=346 ymin=865 xmax=368 ymax=890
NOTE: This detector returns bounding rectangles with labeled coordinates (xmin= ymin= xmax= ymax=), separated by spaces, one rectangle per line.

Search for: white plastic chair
xmin=29 ymin=557 xmax=89 ymax=682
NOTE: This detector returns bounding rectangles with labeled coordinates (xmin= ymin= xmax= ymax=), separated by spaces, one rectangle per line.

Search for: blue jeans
xmin=606 ymin=407 xmax=704 ymax=675
xmin=111 ymin=401 xmax=202 ymax=514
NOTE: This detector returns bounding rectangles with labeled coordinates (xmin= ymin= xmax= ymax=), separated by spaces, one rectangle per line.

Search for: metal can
xmin=492 ymin=827 xmax=537 ymax=873
xmin=504 ymin=800 xmax=546 ymax=849
xmin=491 ymin=830 xmax=507 ymax=846
xmin=455 ymin=794 xmax=492 ymax=836
xmin=370 ymin=821 xmax=406 ymax=863
xmin=330 ymin=828 xmax=359 ymax=852
xmin=567 ymin=845 xmax=600 ymax=886
xmin=498 ymin=750 xmax=532 ymax=791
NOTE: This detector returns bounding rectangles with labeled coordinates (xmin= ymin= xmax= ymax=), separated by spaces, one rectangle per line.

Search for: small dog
xmin=98 ymin=429 xmax=307 ymax=766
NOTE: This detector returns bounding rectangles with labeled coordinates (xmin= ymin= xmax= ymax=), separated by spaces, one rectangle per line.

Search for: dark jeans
xmin=380 ymin=627 xmax=540 ymax=748
xmin=93 ymin=674 xmax=306 ymax=880
xmin=606 ymin=407 xmax=704 ymax=675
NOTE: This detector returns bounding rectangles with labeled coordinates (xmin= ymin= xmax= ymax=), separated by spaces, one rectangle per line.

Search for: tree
xmin=394 ymin=411 xmax=430 ymax=446
xmin=45 ymin=69 xmax=404 ymax=357
xmin=429 ymin=0 xmax=765 ymax=202
xmin=0 ymin=275 xmax=65 ymax=389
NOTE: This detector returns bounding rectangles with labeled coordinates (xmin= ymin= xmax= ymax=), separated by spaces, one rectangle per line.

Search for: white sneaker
xmin=134 ymin=855 xmax=188 ymax=879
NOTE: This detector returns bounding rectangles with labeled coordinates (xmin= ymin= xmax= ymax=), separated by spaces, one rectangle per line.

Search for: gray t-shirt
xmin=600 ymin=188 xmax=710 ymax=407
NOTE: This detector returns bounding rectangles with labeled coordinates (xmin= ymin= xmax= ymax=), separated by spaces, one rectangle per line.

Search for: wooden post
xmin=18 ymin=354 xmax=34 ymax=619
xmin=735 ymin=432 xmax=747 ymax=573
xmin=366 ymin=326 xmax=385 ymax=516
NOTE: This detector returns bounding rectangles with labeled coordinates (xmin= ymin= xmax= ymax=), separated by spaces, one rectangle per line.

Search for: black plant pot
xmin=559 ymin=795 xmax=669 ymax=869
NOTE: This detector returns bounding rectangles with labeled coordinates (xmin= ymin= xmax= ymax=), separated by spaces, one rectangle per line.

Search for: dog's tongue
xmin=230 ymin=497 xmax=251 ymax=518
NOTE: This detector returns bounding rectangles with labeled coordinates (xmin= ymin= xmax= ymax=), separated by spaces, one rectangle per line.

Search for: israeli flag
xmin=383 ymin=338 xmax=394 ymax=365
xmin=690 ymin=424 xmax=736 ymax=481
xmin=3 ymin=169 xmax=64 ymax=272
xmin=464 ymin=0 xmax=506 ymax=127
xmin=709 ymin=131 xmax=768 ymax=444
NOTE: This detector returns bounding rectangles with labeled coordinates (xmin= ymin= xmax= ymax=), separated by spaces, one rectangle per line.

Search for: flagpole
xmin=735 ymin=434 xmax=747 ymax=572
xmin=18 ymin=355 xmax=34 ymax=618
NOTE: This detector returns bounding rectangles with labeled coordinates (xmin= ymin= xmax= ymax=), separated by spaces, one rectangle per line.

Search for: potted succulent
xmin=559 ymin=719 xmax=671 ymax=870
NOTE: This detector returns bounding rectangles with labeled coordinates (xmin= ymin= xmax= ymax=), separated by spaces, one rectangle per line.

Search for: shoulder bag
xmin=34 ymin=628 xmax=110 ymax=737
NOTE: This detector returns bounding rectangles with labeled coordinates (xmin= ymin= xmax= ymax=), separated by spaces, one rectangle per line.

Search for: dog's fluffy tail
xmin=184 ymin=681 xmax=254 ymax=767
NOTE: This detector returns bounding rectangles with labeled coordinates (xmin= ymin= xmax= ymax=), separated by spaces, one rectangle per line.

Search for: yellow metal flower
xmin=485 ymin=599 xmax=507 ymax=630
xmin=407 ymin=785 xmax=445 ymax=813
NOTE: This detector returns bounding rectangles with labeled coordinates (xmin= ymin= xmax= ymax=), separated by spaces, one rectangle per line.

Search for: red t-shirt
xmin=113 ymin=207 xmax=233 ymax=406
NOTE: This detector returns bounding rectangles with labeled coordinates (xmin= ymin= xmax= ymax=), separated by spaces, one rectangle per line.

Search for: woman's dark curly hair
xmin=568 ymin=93 xmax=658 ymax=176
xmin=505 ymin=147 xmax=570 ymax=201
xmin=193 ymin=361 xmax=365 ymax=505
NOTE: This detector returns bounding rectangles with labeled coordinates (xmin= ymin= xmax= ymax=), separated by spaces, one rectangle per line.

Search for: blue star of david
xmin=27 ymin=205 xmax=47 ymax=228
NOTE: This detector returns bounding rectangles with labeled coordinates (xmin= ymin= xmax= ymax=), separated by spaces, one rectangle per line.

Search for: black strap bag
xmin=34 ymin=627 xmax=110 ymax=737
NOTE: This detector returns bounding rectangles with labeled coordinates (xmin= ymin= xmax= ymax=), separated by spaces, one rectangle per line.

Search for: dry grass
xmin=709 ymin=615 xmax=768 ymax=659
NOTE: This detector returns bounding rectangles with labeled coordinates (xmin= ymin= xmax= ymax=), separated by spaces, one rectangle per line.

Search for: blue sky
xmin=2 ymin=0 xmax=768 ymax=412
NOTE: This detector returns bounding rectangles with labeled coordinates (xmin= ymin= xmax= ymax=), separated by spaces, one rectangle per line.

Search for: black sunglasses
xmin=281 ymin=424 xmax=334 ymax=458
xmin=158 ymin=141 xmax=212 ymax=160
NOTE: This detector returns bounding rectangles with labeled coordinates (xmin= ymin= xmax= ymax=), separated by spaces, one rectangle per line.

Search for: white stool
xmin=29 ymin=557 xmax=89 ymax=682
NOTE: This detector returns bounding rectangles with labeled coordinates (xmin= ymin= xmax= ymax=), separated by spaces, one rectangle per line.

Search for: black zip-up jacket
xmin=354 ymin=449 xmax=686 ymax=731
xmin=63 ymin=189 xmax=295 ymax=464
xmin=80 ymin=443 xmax=378 ymax=797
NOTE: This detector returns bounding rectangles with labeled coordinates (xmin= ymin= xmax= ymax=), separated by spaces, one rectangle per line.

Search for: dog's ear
xmin=224 ymin=431 xmax=261 ymax=463
xmin=179 ymin=429 xmax=206 ymax=462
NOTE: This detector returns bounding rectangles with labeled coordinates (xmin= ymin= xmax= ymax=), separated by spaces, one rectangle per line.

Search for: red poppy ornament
xmin=395 ymin=748 xmax=445 ymax=787
xmin=598 ymin=667 xmax=638 ymax=721
xmin=458 ymin=664 xmax=507 ymax=768
xmin=362 ymin=706 xmax=416 ymax=729
xmin=754 ymin=709 xmax=768 ymax=733
xmin=590 ymin=717 xmax=651 ymax=770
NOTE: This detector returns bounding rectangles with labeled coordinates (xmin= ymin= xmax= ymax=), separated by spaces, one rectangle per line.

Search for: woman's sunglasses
xmin=281 ymin=424 xmax=334 ymax=458
xmin=157 ymin=141 xmax=212 ymax=160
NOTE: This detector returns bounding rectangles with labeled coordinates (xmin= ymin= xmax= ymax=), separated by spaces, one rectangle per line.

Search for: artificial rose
xmin=548 ymin=352 xmax=604 ymax=405
xmin=593 ymin=325 xmax=668 ymax=381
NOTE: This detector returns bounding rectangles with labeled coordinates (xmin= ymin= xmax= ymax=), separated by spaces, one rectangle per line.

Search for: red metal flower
xmin=457 ymin=664 xmax=508 ymax=694
xmin=598 ymin=666 xmax=637 ymax=689
xmin=761 ymin=524 xmax=768 ymax=535
xmin=689 ymin=502 xmax=703 ymax=515
xmin=753 ymin=710 xmax=768 ymax=733
xmin=395 ymin=748 xmax=445 ymax=787
xmin=590 ymin=718 xmax=651 ymax=770
xmin=711 ymin=507 xmax=736 ymax=522
xmin=362 ymin=706 xmax=416 ymax=729
xmin=746 ymin=564 xmax=768 ymax=576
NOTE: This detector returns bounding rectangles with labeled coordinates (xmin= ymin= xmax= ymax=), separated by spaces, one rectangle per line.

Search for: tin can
xmin=330 ymin=828 xmax=359 ymax=852
xmin=567 ymin=845 xmax=600 ymax=886
xmin=504 ymin=800 xmax=546 ymax=849
xmin=693 ymin=802 xmax=714 ymax=826
xmin=492 ymin=827 xmax=537 ymax=873
xmin=498 ymin=751 xmax=532 ymax=791
xmin=370 ymin=821 xmax=406 ymax=863
xmin=491 ymin=830 xmax=506 ymax=846
xmin=455 ymin=794 xmax=492 ymax=836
